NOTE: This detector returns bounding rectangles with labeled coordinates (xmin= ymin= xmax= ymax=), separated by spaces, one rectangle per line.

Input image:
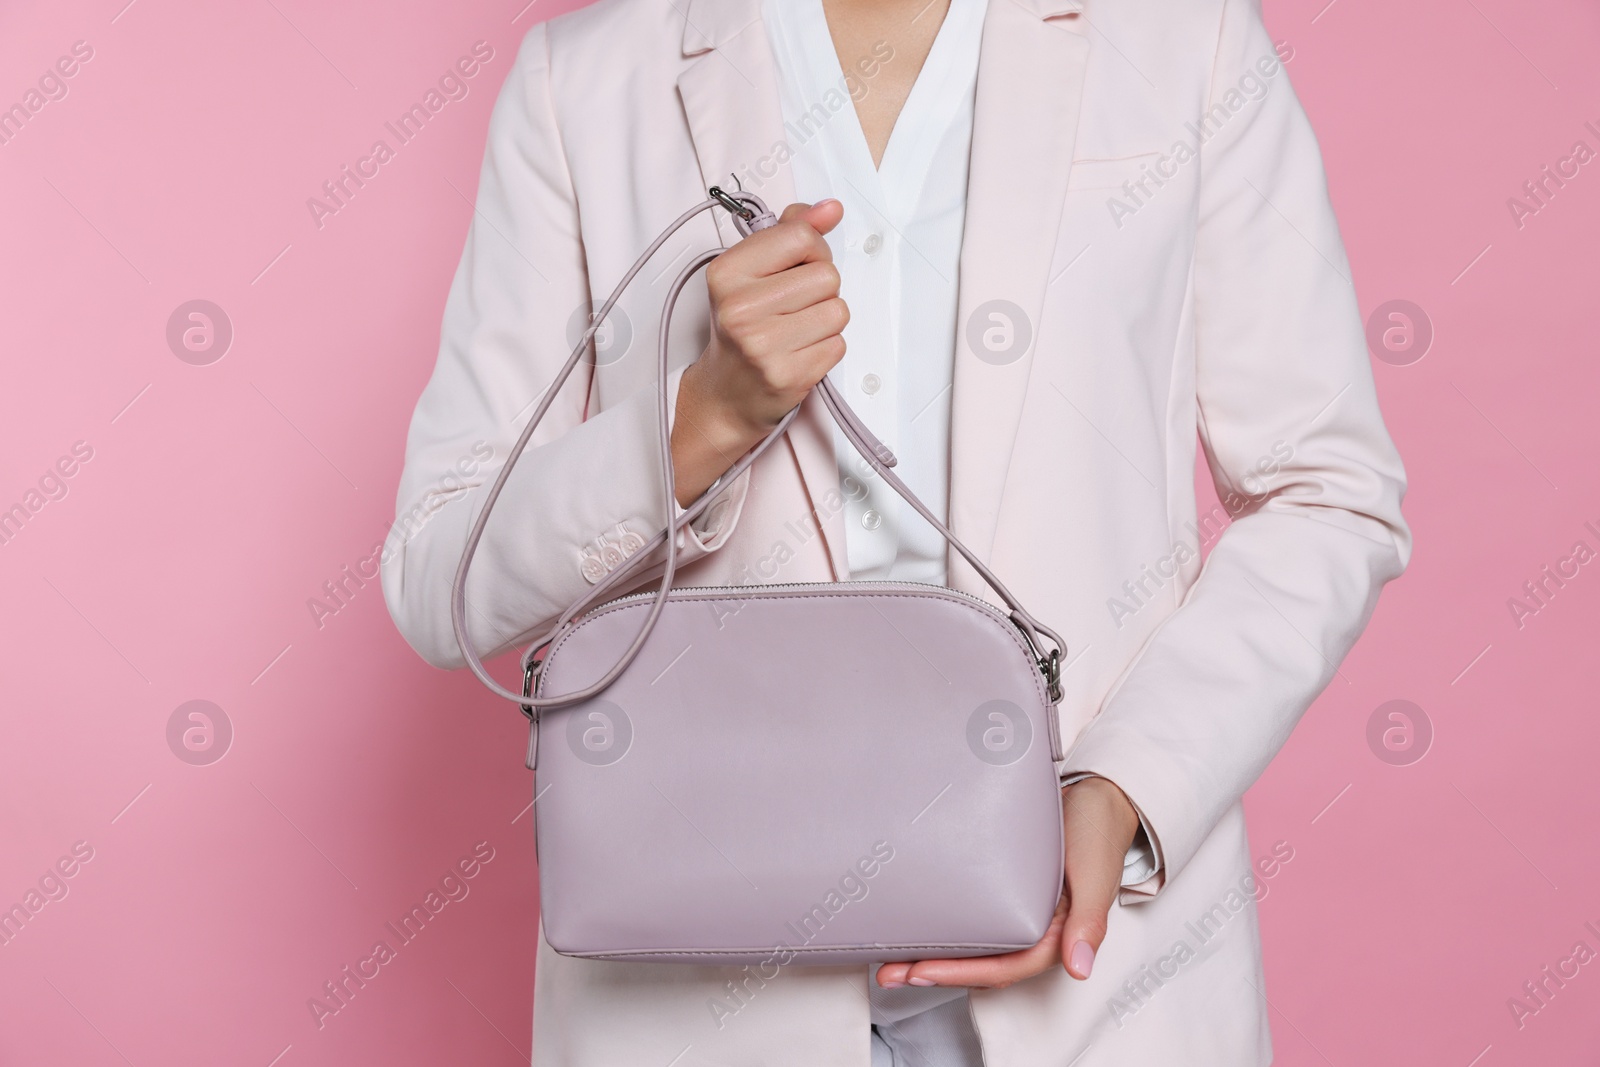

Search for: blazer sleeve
xmin=1059 ymin=0 xmax=1412 ymax=897
xmin=381 ymin=25 xmax=749 ymax=671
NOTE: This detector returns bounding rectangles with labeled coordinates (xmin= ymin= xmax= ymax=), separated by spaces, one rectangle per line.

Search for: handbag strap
xmin=450 ymin=188 xmax=1066 ymax=714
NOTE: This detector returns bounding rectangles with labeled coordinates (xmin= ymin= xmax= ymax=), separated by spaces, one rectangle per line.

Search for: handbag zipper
xmin=597 ymin=578 xmax=998 ymax=610
xmin=556 ymin=579 xmax=1062 ymax=703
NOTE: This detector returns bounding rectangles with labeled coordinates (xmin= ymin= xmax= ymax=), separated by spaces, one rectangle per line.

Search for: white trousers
xmin=868 ymin=969 xmax=985 ymax=1067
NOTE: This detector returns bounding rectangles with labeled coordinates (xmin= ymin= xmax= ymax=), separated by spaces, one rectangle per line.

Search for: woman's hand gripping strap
xmin=450 ymin=189 xmax=783 ymax=716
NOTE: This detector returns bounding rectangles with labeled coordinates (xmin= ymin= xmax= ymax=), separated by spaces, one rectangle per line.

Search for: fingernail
xmin=816 ymin=198 xmax=840 ymax=208
xmin=907 ymin=977 xmax=938 ymax=987
xmin=1070 ymin=940 xmax=1095 ymax=978
xmin=880 ymin=980 xmax=905 ymax=989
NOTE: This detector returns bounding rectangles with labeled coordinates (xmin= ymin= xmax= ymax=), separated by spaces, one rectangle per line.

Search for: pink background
xmin=2 ymin=0 xmax=1597 ymax=1063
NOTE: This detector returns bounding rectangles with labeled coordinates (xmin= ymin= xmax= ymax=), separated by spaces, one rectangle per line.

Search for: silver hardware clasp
xmin=522 ymin=659 xmax=540 ymax=770
xmin=709 ymin=184 xmax=755 ymax=222
xmin=1041 ymin=648 xmax=1063 ymax=706
xmin=520 ymin=658 xmax=538 ymax=721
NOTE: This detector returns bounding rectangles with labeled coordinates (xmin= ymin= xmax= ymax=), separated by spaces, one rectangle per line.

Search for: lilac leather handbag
xmin=451 ymin=188 xmax=1068 ymax=965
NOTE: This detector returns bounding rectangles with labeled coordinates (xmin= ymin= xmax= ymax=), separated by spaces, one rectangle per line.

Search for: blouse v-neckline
xmin=787 ymin=0 xmax=986 ymax=224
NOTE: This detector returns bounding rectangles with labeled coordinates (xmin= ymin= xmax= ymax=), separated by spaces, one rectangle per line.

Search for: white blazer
xmin=381 ymin=0 xmax=1412 ymax=1060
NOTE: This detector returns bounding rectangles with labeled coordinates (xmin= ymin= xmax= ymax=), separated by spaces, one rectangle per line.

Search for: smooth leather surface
xmin=450 ymin=188 xmax=1068 ymax=965
xmin=534 ymin=583 xmax=1065 ymax=963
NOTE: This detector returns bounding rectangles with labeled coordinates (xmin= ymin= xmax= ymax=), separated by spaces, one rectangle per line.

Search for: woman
xmin=381 ymin=0 xmax=1411 ymax=1060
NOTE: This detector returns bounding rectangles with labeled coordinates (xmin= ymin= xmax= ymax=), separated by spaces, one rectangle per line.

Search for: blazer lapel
xmin=678 ymin=0 xmax=852 ymax=579
xmin=947 ymin=0 xmax=1091 ymax=595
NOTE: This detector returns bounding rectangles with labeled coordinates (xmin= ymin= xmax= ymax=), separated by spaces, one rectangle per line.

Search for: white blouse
xmin=761 ymin=0 xmax=987 ymax=588
xmin=762 ymin=0 xmax=988 ymax=1028
xmin=760 ymin=0 xmax=1155 ymax=1028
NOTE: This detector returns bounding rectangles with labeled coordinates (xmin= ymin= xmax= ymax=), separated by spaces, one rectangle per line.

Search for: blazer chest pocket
xmin=1065 ymin=151 xmax=1165 ymax=192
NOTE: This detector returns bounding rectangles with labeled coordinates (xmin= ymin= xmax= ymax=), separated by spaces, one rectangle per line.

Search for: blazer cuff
xmin=1059 ymin=770 xmax=1166 ymax=903
xmin=664 ymin=364 xmax=750 ymax=553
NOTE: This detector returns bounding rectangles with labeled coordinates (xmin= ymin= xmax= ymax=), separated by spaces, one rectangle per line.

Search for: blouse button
xmin=861 ymin=509 xmax=883 ymax=531
xmin=862 ymin=233 xmax=883 ymax=255
xmin=861 ymin=373 xmax=881 ymax=395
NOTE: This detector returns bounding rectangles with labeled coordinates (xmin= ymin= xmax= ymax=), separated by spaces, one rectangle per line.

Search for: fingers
xmin=875 ymin=894 xmax=1068 ymax=991
xmin=784 ymin=332 xmax=848 ymax=383
xmin=770 ymin=297 xmax=849 ymax=360
xmin=871 ymin=782 xmax=1141 ymax=992
xmin=713 ymin=200 xmax=842 ymax=285
xmin=779 ymin=197 xmax=844 ymax=236
xmin=1059 ymin=852 xmax=1118 ymax=980
xmin=704 ymin=201 xmax=844 ymax=364
xmin=712 ymin=296 xmax=847 ymax=387
xmin=1059 ymin=778 xmax=1141 ymax=980
xmin=729 ymin=260 xmax=843 ymax=319
xmin=674 ymin=198 xmax=848 ymax=498
xmin=880 ymin=949 xmax=1049 ymax=991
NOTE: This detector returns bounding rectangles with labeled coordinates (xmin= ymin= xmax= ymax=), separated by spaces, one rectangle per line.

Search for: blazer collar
xmin=681 ymin=0 xmax=752 ymax=54
xmin=681 ymin=0 xmax=1085 ymax=47
xmin=676 ymin=0 xmax=1092 ymax=589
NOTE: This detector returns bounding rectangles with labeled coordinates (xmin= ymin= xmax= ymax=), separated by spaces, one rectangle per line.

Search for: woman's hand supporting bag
xmin=671 ymin=199 xmax=849 ymax=506
xmin=874 ymin=776 xmax=1141 ymax=988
